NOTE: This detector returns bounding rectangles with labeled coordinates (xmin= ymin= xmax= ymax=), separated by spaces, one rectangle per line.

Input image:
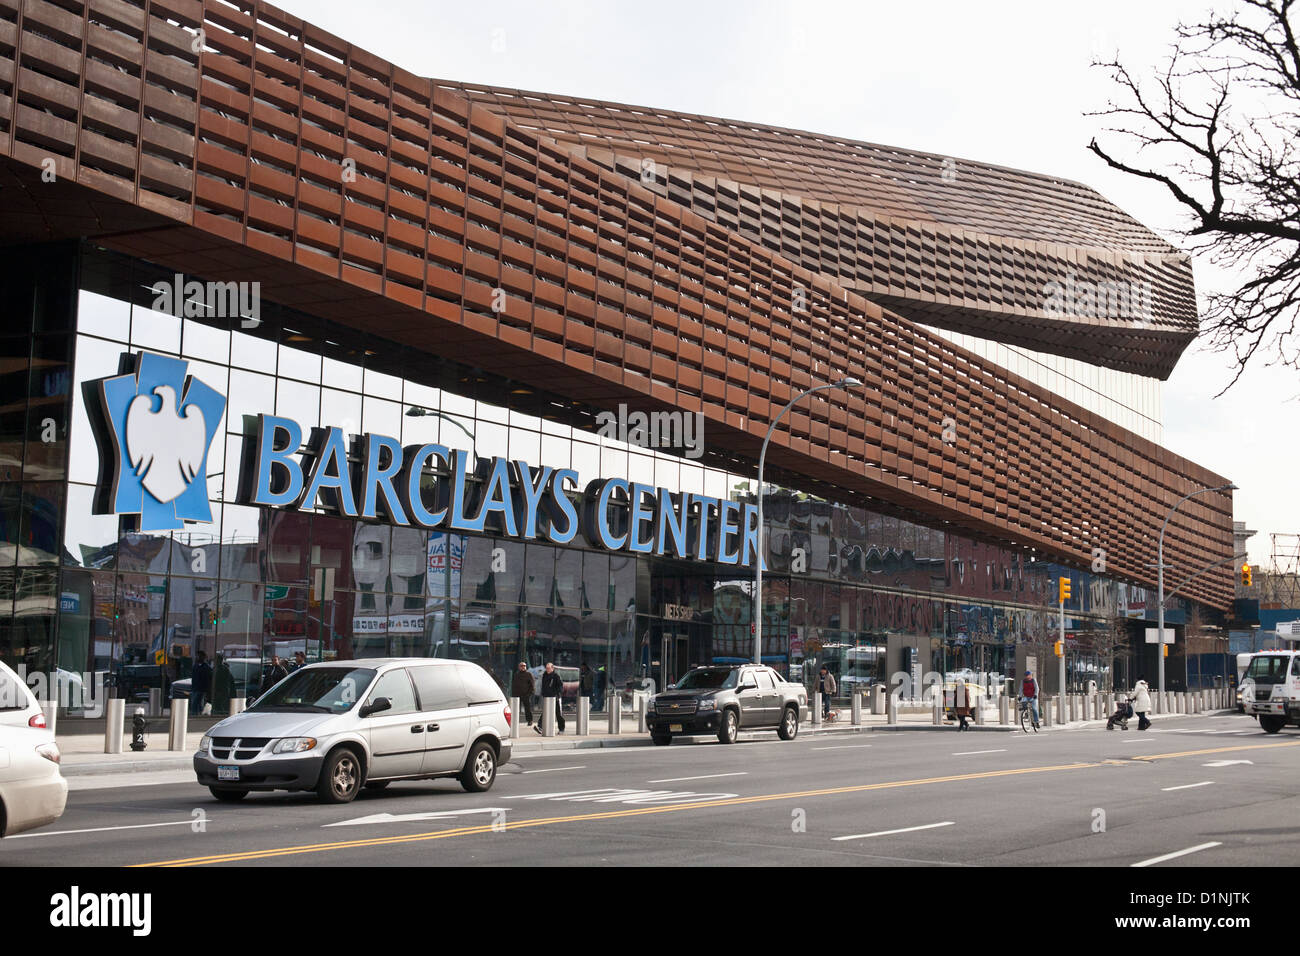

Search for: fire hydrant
xmin=130 ymin=706 xmax=148 ymax=752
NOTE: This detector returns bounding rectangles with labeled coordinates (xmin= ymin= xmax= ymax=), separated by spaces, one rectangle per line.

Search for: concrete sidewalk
xmin=55 ymin=703 xmax=1234 ymax=780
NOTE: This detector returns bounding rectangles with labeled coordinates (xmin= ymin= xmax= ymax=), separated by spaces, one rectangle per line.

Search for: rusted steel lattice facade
xmin=0 ymin=0 xmax=1233 ymax=608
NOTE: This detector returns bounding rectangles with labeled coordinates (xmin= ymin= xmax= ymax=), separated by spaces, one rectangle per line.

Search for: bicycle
xmin=1018 ymin=695 xmax=1039 ymax=733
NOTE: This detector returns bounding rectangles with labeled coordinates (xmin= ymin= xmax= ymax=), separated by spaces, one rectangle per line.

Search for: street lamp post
xmin=1157 ymin=483 xmax=1237 ymax=694
xmin=754 ymin=377 xmax=862 ymax=665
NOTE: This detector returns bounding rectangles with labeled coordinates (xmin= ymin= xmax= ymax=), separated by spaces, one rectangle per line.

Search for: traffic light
xmin=1058 ymin=576 xmax=1071 ymax=603
xmin=1241 ymin=563 xmax=1252 ymax=587
xmin=1054 ymin=639 xmax=1063 ymax=658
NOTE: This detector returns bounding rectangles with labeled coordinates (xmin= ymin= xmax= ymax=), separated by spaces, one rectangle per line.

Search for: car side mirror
xmin=360 ymin=697 xmax=392 ymax=718
xmin=738 ymin=683 xmax=757 ymax=692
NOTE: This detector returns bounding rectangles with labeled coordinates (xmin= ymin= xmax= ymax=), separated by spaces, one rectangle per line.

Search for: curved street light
xmin=1157 ymin=482 xmax=1237 ymax=694
xmin=753 ymin=377 xmax=863 ymax=665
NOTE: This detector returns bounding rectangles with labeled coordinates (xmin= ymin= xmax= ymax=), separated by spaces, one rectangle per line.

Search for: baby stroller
xmin=1106 ymin=696 xmax=1134 ymax=731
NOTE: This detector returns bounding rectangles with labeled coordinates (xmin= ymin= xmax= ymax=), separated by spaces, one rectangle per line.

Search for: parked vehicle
xmin=645 ymin=664 xmax=807 ymax=745
xmin=0 ymin=724 xmax=67 ymax=837
xmin=1243 ymin=650 xmax=1300 ymax=734
xmin=0 ymin=660 xmax=46 ymax=729
xmin=193 ymin=658 xmax=513 ymax=803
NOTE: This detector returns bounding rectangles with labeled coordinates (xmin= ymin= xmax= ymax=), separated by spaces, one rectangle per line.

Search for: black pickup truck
xmin=645 ymin=664 xmax=808 ymax=745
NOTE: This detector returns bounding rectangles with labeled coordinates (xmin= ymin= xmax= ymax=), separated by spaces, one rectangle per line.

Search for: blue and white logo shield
xmin=94 ymin=351 xmax=225 ymax=531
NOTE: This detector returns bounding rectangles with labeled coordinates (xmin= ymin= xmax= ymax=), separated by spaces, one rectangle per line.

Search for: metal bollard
xmin=1041 ymin=697 xmax=1052 ymax=728
xmin=608 ymin=692 xmax=622 ymax=734
xmin=168 ymin=701 xmax=188 ymax=751
xmin=509 ymin=697 xmax=521 ymax=739
xmin=999 ymin=694 xmax=1009 ymax=725
xmin=104 ymin=698 xmax=125 ymax=754
xmin=635 ymin=698 xmax=647 ymax=734
xmin=40 ymin=700 xmax=57 ymax=735
xmin=974 ymin=697 xmax=984 ymax=725
xmin=577 ymin=696 xmax=590 ymax=736
xmin=932 ymin=695 xmax=942 ymax=725
xmin=851 ymin=689 xmax=863 ymax=725
xmin=812 ymin=692 xmax=822 ymax=726
xmin=541 ymin=697 xmax=557 ymax=737
xmin=886 ymin=691 xmax=898 ymax=725
xmin=229 ymin=697 xmax=246 ymax=715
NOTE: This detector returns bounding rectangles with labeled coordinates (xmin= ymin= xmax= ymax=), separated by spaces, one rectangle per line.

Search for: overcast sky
xmin=274 ymin=0 xmax=1296 ymax=568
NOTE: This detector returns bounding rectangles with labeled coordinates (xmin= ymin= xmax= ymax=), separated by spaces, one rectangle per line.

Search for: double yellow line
xmin=133 ymin=740 xmax=1299 ymax=867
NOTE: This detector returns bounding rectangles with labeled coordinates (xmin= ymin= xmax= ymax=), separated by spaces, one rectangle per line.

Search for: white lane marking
xmin=951 ymin=749 xmax=1007 ymax=756
xmin=1131 ymin=842 xmax=1223 ymax=867
xmin=811 ymin=745 xmax=873 ymax=751
xmin=1203 ymin=759 xmax=1253 ymax=767
xmin=324 ymin=808 xmax=510 ymax=828
xmin=646 ymin=772 xmax=749 ymax=783
xmin=521 ymin=765 xmax=585 ymax=774
xmin=834 ymin=821 xmax=956 ymax=842
xmin=1120 ymin=738 xmax=1159 ymax=743
xmin=1161 ymin=781 xmax=1215 ymax=791
xmin=7 ymin=819 xmax=195 ymax=840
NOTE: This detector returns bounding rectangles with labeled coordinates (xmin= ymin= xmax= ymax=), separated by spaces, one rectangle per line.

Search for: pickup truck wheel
xmin=777 ymin=705 xmax=799 ymax=740
xmin=717 ymin=709 xmax=739 ymax=744
xmin=651 ymin=733 xmax=672 ymax=746
xmin=1260 ymin=714 xmax=1286 ymax=734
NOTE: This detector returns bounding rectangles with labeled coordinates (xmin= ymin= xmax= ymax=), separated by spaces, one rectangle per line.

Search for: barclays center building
xmin=0 ymin=0 xmax=1237 ymax=716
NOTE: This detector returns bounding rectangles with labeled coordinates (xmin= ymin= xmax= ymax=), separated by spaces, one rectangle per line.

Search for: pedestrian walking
xmin=537 ymin=661 xmax=566 ymax=734
xmin=593 ymin=665 xmax=606 ymax=712
xmin=818 ymin=665 xmax=836 ymax=719
xmin=213 ymin=653 xmax=233 ymax=715
xmin=1132 ymin=678 xmax=1152 ymax=731
xmin=580 ymin=662 xmax=595 ymax=710
xmin=291 ymin=650 xmax=307 ymax=671
xmin=260 ymin=655 xmax=288 ymax=696
xmin=190 ymin=650 xmax=212 ymax=716
xmin=954 ymin=677 xmax=972 ymax=730
xmin=511 ymin=661 xmax=535 ymax=726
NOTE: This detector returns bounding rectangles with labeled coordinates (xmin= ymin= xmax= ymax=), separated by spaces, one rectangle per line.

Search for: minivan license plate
xmin=670 ymin=724 xmax=683 ymax=732
xmin=217 ymin=766 xmax=240 ymax=781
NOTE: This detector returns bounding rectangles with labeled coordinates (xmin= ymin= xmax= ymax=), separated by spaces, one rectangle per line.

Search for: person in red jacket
xmin=1021 ymin=671 xmax=1040 ymax=728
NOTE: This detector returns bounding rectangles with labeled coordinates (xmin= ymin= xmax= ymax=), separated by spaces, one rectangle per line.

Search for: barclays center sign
xmin=87 ymin=352 xmax=763 ymax=568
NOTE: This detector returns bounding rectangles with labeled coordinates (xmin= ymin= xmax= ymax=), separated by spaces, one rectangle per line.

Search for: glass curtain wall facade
xmin=0 ymin=244 xmax=1202 ymax=714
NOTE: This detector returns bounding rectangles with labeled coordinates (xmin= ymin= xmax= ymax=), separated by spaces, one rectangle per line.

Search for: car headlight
xmin=272 ymin=737 xmax=318 ymax=754
xmin=35 ymin=742 xmax=60 ymax=764
xmin=697 ymin=698 xmax=716 ymax=711
xmin=198 ymin=734 xmax=212 ymax=754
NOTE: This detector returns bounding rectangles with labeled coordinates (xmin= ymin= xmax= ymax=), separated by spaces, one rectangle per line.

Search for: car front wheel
xmin=717 ymin=709 xmax=739 ymax=744
xmin=317 ymin=747 xmax=363 ymax=804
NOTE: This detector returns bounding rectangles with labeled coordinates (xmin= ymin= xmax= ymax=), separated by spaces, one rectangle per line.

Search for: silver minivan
xmin=193 ymin=658 xmax=513 ymax=803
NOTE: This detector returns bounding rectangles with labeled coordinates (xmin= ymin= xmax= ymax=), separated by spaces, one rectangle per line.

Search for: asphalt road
xmin=5 ymin=713 xmax=1297 ymax=867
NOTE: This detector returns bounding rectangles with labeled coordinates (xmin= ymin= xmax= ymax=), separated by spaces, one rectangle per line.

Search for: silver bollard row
xmin=104 ymin=697 xmax=125 ymax=754
xmin=168 ymin=700 xmax=189 ymax=751
xmin=577 ymin=696 xmax=590 ymax=736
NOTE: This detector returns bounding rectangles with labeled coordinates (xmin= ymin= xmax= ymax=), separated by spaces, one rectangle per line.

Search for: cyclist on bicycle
xmin=1021 ymin=670 xmax=1040 ymax=727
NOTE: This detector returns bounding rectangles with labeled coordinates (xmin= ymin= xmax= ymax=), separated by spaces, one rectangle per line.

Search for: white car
xmin=0 ymin=725 xmax=67 ymax=837
xmin=0 ymin=660 xmax=47 ymax=729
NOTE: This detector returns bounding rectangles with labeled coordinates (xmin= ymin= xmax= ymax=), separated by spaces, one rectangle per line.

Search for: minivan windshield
xmin=674 ymin=668 xmax=739 ymax=691
xmin=1245 ymin=655 xmax=1291 ymax=685
xmin=250 ymin=667 xmax=377 ymax=713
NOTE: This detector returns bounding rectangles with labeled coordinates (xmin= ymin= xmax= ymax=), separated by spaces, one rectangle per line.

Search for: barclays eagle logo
xmin=88 ymin=352 xmax=225 ymax=531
